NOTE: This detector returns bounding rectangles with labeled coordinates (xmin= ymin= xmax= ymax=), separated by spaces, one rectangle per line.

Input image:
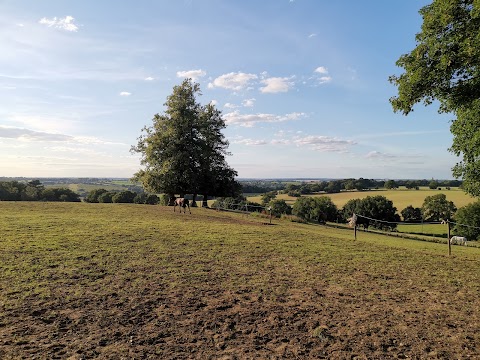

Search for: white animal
xmin=450 ymin=236 xmax=467 ymax=246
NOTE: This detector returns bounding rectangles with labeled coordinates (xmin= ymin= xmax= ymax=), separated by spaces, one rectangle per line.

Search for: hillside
xmin=1 ymin=202 xmax=479 ymax=358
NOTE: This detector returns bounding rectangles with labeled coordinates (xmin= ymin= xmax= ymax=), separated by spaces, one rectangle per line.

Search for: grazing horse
xmin=173 ymin=197 xmax=191 ymax=214
xmin=450 ymin=236 xmax=467 ymax=246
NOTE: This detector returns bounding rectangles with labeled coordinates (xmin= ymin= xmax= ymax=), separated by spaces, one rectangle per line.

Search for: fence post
xmin=447 ymin=221 xmax=451 ymax=256
xmin=354 ymin=224 xmax=357 ymax=240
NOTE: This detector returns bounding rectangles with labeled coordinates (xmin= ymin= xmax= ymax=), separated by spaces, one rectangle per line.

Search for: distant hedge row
xmin=83 ymin=188 xmax=160 ymax=205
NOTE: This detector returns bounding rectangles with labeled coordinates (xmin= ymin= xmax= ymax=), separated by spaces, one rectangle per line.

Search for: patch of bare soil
xmin=1 ymin=267 xmax=479 ymax=359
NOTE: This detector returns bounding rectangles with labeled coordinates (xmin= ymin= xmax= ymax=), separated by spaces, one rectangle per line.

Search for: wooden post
xmin=269 ymin=207 xmax=272 ymax=224
xmin=354 ymin=224 xmax=357 ymax=240
xmin=447 ymin=220 xmax=451 ymax=256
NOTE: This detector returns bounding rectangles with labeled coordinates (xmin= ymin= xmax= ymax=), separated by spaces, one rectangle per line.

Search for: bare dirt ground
xmin=2 ymin=268 xmax=480 ymax=359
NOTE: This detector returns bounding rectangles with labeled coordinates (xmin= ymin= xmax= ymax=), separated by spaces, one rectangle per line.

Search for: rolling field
xmin=248 ymin=187 xmax=474 ymax=210
xmin=1 ymin=202 xmax=480 ymax=358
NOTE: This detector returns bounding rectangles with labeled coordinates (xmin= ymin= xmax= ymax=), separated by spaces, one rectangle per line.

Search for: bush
xmin=112 ymin=190 xmax=136 ymax=203
xmin=145 ymin=194 xmax=160 ymax=205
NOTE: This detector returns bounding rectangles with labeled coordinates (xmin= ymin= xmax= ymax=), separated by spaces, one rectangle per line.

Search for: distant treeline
xmin=0 ymin=180 xmax=80 ymax=202
xmin=240 ymin=178 xmax=462 ymax=195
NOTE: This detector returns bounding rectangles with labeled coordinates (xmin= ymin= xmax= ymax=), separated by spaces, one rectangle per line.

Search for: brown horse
xmin=173 ymin=197 xmax=191 ymax=214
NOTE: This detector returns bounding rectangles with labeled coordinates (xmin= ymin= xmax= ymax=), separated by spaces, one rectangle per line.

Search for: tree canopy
xmin=421 ymin=193 xmax=457 ymax=221
xmin=131 ymin=79 xmax=240 ymax=205
xmin=389 ymin=0 xmax=480 ymax=196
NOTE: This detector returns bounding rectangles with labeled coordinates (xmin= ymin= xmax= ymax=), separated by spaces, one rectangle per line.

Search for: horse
xmin=173 ymin=197 xmax=191 ymax=214
xmin=450 ymin=236 xmax=467 ymax=246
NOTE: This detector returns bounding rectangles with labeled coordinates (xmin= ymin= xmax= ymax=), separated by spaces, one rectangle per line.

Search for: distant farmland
xmin=249 ymin=187 xmax=475 ymax=211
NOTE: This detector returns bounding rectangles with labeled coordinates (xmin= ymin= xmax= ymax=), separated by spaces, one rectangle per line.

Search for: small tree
xmin=292 ymin=196 xmax=338 ymax=224
xmin=112 ymin=191 xmax=137 ymax=203
xmin=268 ymin=199 xmax=291 ymax=217
xmin=261 ymin=191 xmax=277 ymax=205
xmin=422 ymin=193 xmax=456 ymax=222
xmin=384 ymin=180 xmax=398 ymax=189
xmin=85 ymin=189 xmax=108 ymax=203
xmin=401 ymin=205 xmax=423 ymax=222
xmin=428 ymin=180 xmax=439 ymax=189
xmin=98 ymin=192 xmax=114 ymax=203
xmin=454 ymin=201 xmax=480 ymax=240
xmin=145 ymin=194 xmax=160 ymax=205
xmin=133 ymin=193 xmax=147 ymax=204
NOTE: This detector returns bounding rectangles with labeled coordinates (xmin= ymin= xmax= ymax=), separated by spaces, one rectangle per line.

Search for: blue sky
xmin=0 ymin=0 xmax=458 ymax=179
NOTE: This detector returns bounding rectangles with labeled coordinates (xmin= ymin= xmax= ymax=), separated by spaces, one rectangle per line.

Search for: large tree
xmin=389 ymin=0 xmax=480 ymax=196
xmin=131 ymin=79 xmax=239 ymax=205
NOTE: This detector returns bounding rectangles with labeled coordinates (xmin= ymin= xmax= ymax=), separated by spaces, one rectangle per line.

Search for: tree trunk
xmin=168 ymin=194 xmax=175 ymax=206
xmin=202 ymin=194 xmax=209 ymax=208
xmin=191 ymin=193 xmax=198 ymax=207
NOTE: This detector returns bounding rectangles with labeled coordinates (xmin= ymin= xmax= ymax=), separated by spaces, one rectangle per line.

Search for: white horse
xmin=450 ymin=236 xmax=467 ymax=246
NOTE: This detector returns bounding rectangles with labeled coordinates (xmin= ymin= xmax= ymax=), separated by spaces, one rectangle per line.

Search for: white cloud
xmin=313 ymin=67 xmax=332 ymax=84
xmin=0 ymin=126 xmax=127 ymax=146
xmin=39 ymin=16 xmax=79 ymax=32
xmin=308 ymin=33 xmax=317 ymax=38
xmin=224 ymin=103 xmax=238 ymax=109
xmin=119 ymin=91 xmax=131 ymax=96
xmin=259 ymin=77 xmax=294 ymax=93
xmin=233 ymin=138 xmax=268 ymax=146
xmin=208 ymin=72 xmax=258 ymax=91
xmin=366 ymin=151 xmax=396 ymax=159
xmin=314 ymin=66 xmax=328 ymax=74
xmin=210 ymin=99 xmax=218 ymax=105
xmin=144 ymin=76 xmax=155 ymax=81
xmin=294 ymin=135 xmax=356 ymax=153
xmin=0 ymin=126 xmax=73 ymax=142
xmin=224 ymin=111 xmax=305 ymax=127
xmin=318 ymin=76 xmax=332 ymax=84
xmin=176 ymin=69 xmax=206 ymax=80
xmin=242 ymin=98 xmax=256 ymax=107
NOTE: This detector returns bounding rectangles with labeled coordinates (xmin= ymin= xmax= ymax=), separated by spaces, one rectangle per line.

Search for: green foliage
xmin=429 ymin=180 xmax=439 ymax=189
xmin=342 ymin=196 xmax=400 ymax=230
xmin=268 ymin=199 xmax=291 ymax=217
xmin=40 ymin=188 xmax=80 ymax=202
xmin=422 ymin=193 xmax=457 ymax=221
xmin=85 ymin=189 xmax=108 ymax=203
xmin=159 ymin=194 xmax=170 ymax=206
xmin=389 ymin=0 xmax=480 ymax=196
xmin=384 ymin=180 xmax=398 ymax=189
xmin=131 ymin=79 xmax=239 ymax=200
xmin=145 ymin=194 xmax=160 ymax=205
xmin=261 ymin=191 xmax=277 ymax=205
xmin=454 ymin=200 xmax=480 ymax=240
xmin=98 ymin=192 xmax=114 ymax=203
xmin=112 ymin=190 xmax=136 ymax=203
xmin=212 ymin=196 xmax=262 ymax=212
xmin=401 ymin=205 xmax=423 ymax=222
xmin=292 ymin=196 xmax=338 ymax=223
xmin=287 ymin=190 xmax=301 ymax=197
xmin=133 ymin=193 xmax=147 ymax=204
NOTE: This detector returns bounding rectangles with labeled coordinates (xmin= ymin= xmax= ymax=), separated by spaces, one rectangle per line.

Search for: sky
xmin=0 ymin=0 xmax=460 ymax=180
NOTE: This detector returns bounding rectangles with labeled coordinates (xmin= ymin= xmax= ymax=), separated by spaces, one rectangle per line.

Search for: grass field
xmin=248 ymin=187 xmax=475 ymax=210
xmin=1 ymin=202 xmax=480 ymax=358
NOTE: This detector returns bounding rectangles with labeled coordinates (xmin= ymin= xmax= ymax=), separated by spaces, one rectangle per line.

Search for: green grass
xmin=1 ymin=202 xmax=480 ymax=358
xmin=397 ymin=223 xmax=448 ymax=237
